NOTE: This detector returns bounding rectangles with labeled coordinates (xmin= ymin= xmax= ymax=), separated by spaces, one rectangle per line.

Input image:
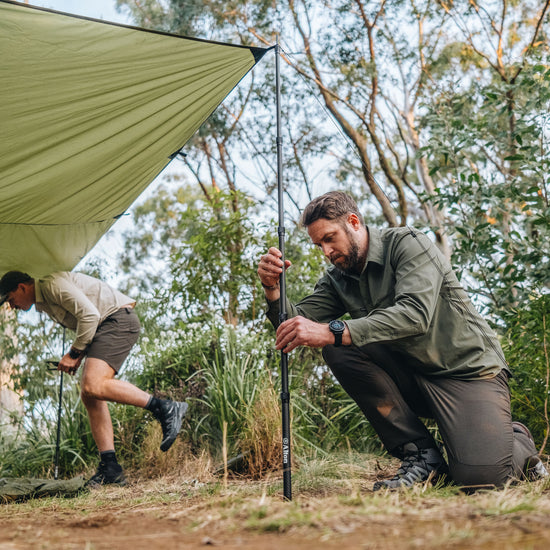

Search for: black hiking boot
xmin=373 ymin=442 xmax=448 ymax=491
xmin=86 ymin=461 xmax=127 ymax=488
xmin=513 ymin=422 xmax=549 ymax=481
xmin=524 ymin=455 xmax=550 ymax=481
xmin=155 ymin=400 xmax=189 ymax=452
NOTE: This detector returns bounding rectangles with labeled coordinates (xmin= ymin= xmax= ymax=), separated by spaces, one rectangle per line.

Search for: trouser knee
xmin=450 ymin=462 xmax=512 ymax=488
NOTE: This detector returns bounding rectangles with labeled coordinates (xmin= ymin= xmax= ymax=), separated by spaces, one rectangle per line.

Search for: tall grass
xmin=0 ymin=322 xmax=386 ymax=479
xmin=0 ymin=381 xmax=95 ymax=478
xmin=191 ymin=327 xmax=280 ymax=474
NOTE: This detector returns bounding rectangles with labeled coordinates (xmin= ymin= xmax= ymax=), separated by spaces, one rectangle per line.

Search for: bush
xmin=503 ymin=294 xmax=550 ymax=455
xmin=0 ymin=381 xmax=96 ymax=478
xmin=123 ymin=319 xmax=382 ymax=477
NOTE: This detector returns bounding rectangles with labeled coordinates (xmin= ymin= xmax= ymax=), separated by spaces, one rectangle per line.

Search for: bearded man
xmin=257 ymin=191 xmax=548 ymax=490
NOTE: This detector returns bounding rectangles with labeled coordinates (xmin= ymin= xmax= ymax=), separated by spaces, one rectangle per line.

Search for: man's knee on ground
xmin=450 ymin=462 xmax=512 ymax=488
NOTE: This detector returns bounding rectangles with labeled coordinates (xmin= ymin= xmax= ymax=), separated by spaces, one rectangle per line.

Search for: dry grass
xmin=239 ymin=382 xmax=283 ymax=478
xmin=128 ymin=422 xmax=215 ymax=481
xmin=2 ymin=453 xmax=550 ymax=549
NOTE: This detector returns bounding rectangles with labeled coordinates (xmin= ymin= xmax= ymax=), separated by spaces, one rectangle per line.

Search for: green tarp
xmin=0 ymin=0 xmax=266 ymax=277
xmin=0 ymin=476 xmax=87 ymax=502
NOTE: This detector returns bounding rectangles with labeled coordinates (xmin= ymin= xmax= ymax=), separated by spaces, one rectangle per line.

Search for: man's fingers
xmin=276 ymin=319 xmax=298 ymax=351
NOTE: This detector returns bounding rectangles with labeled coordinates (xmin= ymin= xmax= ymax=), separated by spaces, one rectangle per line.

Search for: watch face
xmin=329 ymin=319 xmax=345 ymax=332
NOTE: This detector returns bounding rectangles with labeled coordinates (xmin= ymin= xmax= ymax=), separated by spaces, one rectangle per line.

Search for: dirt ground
xmin=1 ymin=475 xmax=550 ymax=550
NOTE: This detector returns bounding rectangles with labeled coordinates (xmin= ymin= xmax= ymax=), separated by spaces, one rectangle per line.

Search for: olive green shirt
xmin=267 ymin=226 xmax=508 ymax=380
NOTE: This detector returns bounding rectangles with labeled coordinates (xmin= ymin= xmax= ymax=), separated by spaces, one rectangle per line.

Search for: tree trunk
xmin=0 ymin=308 xmax=23 ymax=438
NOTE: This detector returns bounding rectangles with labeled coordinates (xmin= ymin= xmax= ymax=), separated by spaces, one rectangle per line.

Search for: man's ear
xmin=20 ymin=281 xmax=32 ymax=295
xmin=347 ymin=213 xmax=362 ymax=230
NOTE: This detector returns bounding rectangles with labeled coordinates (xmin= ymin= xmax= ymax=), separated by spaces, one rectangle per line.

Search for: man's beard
xmin=330 ymin=229 xmax=365 ymax=274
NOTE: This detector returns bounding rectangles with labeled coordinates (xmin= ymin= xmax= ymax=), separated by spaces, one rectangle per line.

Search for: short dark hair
xmin=0 ymin=271 xmax=33 ymax=306
xmin=300 ymin=191 xmax=364 ymax=227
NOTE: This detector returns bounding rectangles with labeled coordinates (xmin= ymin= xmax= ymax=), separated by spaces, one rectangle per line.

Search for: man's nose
xmin=321 ymin=244 xmax=333 ymax=258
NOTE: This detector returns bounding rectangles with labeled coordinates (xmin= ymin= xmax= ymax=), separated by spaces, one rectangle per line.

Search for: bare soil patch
xmin=1 ymin=471 xmax=550 ymax=550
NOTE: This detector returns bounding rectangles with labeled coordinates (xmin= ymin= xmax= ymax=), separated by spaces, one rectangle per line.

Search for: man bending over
xmin=1 ymin=270 xmax=189 ymax=487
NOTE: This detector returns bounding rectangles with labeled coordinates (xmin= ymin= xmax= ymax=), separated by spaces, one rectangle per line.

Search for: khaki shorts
xmin=86 ymin=307 xmax=140 ymax=372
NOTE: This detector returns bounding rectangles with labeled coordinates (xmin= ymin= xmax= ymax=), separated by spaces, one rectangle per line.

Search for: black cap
xmin=0 ymin=271 xmax=33 ymax=306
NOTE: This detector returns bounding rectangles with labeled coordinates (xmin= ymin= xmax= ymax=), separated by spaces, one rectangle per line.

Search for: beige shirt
xmin=35 ymin=272 xmax=135 ymax=350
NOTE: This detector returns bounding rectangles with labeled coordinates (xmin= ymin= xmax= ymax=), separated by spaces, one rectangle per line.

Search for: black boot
xmin=373 ymin=442 xmax=448 ymax=491
xmin=147 ymin=397 xmax=189 ymax=452
xmin=87 ymin=456 xmax=126 ymax=488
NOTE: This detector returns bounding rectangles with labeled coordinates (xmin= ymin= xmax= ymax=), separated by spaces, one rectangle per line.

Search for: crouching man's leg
xmin=80 ymin=358 xmax=133 ymax=486
xmin=323 ymin=344 xmax=449 ymax=491
xmin=416 ymin=370 xmax=548 ymax=488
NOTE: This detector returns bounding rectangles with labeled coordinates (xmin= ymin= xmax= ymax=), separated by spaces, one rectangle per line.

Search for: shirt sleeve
xmin=265 ymin=274 xmax=347 ymax=328
xmin=346 ymin=231 xmax=446 ymax=346
xmin=266 ymin=231 xmax=448 ymax=348
xmin=42 ymin=276 xmax=101 ymax=350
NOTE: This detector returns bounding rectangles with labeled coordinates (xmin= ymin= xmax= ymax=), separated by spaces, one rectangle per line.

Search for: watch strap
xmin=329 ymin=320 xmax=345 ymax=347
xmin=69 ymin=347 xmax=83 ymax=359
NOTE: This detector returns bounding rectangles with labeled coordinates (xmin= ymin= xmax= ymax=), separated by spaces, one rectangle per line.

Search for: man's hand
xmin=257 ymin=247 xmax=292 ymax=296
xmin=58 ymin=353 xmax=83 ymax=376
xmin=275 ymin=316 xmax=335 ymax=353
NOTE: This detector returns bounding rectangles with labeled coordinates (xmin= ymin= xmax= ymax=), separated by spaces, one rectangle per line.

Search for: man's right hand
xmin=257 ymin=247 xmax=292 ymax=296
xmin=58 ymin=353 xmax=83 ymax=376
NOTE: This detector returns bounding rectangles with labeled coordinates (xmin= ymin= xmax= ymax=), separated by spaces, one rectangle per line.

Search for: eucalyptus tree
xmin=420 ymin=0 xmax=550 ymax=312
xmin=115 ymin=0 xmax=549 ymax=310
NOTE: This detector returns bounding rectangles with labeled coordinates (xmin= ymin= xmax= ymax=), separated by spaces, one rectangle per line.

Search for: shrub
xmin=503 ymin=294 xmax=550 ymax=455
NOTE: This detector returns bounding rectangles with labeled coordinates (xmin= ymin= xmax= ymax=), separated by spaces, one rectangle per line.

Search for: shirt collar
xmin=34 ymin=279 xmax=44 ymax=309
xmin=365 ymin=225 xmax=384 ymax=267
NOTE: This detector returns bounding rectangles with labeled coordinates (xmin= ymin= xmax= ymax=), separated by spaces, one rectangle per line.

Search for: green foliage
xmin=190 ymin=326 xmax=274 ymax=457
xmin=0 ymin=382 xmax=96 ymax=478
xmin=171 ymin=190 xmax=265 ymax=324
xmin=422 ymin=60 xmax=550 ymax=316
xmin=502 ymin=294 xmax=550 ymax=454
xmin=127 ymin=316 xmax=380 ymax=467
xmin=120 ymin=186 xmax=268 ymax=325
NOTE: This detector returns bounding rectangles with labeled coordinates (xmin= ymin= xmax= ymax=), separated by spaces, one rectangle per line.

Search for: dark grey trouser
xmin=322 ymin=344 xmax=536 ymax=487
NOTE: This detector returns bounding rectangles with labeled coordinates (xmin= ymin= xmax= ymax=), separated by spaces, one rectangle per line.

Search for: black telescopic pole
xmin=54 ymin=327 xmax=66 ymax=480
xmin=275 ymin=39 xmax=292 ymax=501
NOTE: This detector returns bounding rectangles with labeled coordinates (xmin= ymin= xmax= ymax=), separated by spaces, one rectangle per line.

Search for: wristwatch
xmin=69 ymin=347 xmax=83 ymax=359
xmin=328 ymin=319 xmax=346 ymax=347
